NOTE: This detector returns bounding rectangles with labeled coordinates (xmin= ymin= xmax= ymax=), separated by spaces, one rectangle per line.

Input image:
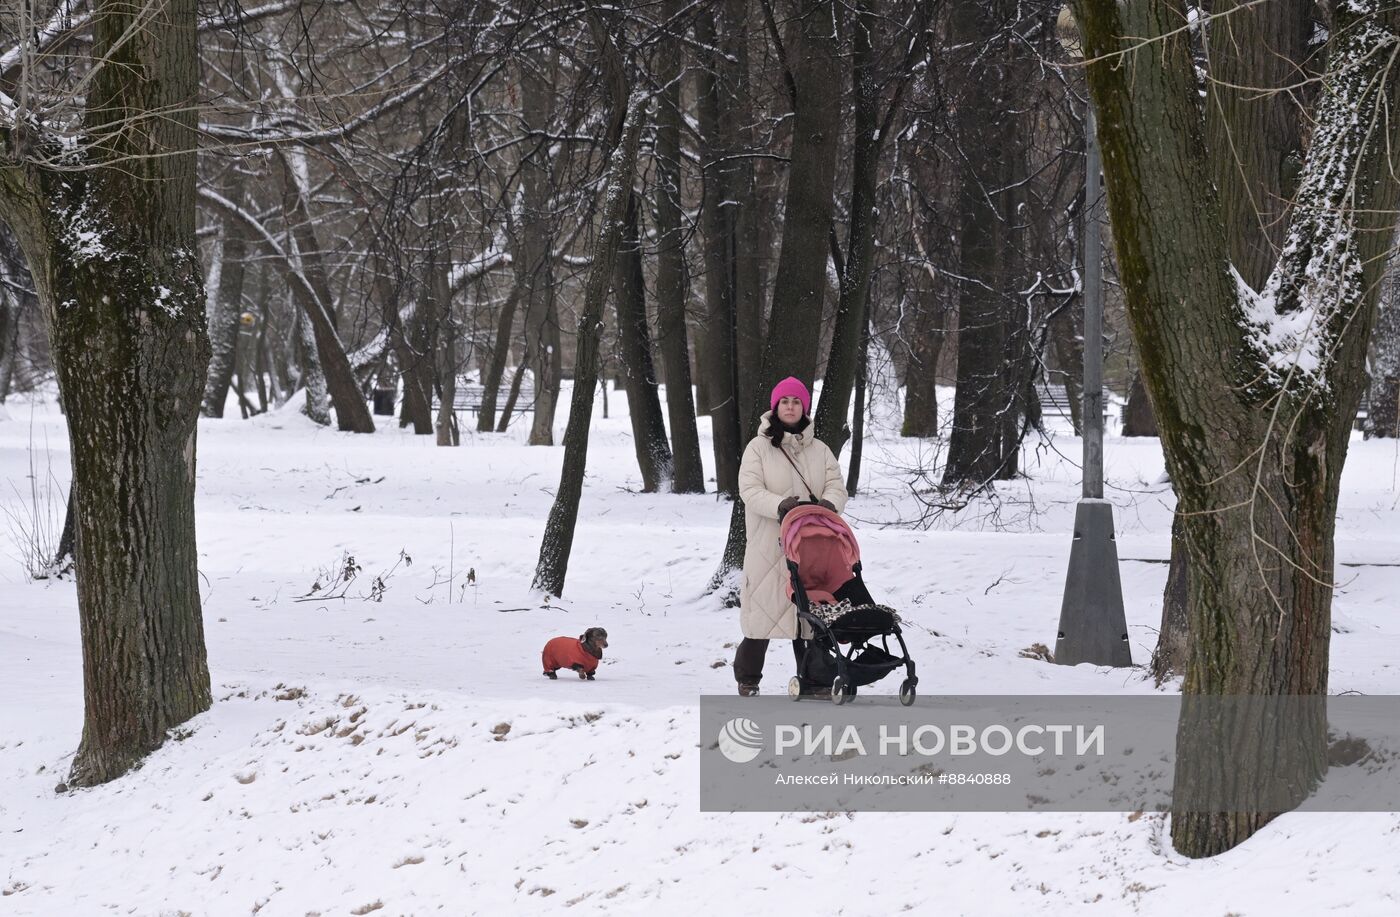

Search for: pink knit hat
xmin=770 ymin=377 xmax=811 ymax=415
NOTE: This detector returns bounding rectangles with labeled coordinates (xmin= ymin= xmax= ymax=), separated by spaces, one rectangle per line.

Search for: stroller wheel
xmin=831 ymin=676 xmax=851 ymax=706
xmin=899 ymin=679 xmax=916 ymax=707
xmin=787 ymin=677 xmax=803 ymax=700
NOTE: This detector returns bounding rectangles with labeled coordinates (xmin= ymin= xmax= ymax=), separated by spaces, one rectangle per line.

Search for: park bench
xmin=430 ymin=377 xmax=535 ymax=419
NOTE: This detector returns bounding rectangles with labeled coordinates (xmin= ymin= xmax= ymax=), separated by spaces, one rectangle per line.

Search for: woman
xmin=734 ymin=377 xmax=848 ymax=696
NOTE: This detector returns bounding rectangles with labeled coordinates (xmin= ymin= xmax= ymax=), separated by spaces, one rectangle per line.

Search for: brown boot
xmin=737 ymin=683 xmax=759 ymax=697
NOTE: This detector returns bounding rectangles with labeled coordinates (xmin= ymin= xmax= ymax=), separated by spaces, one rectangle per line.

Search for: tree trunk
xmin=902 ymin=285 xmax=947 ymax=437
xmin=756 ymin=0 xmax=844 ymax=399
xmin=430 ymin=245 xmax=459 ymax=447
xmin=1151 ymin=0 xmax=1311 ymax=685
xmin=695 ymin=6 xmax=742 ymax=495
xmin=0 ymin=230 xmax=20 ymax=402
xmin=521 ymin=58 xmax=563 ymax=446
xmin=0 ymin=0 xmax=213 ymax=786
xmin=496 ymin=360 xmax=528 ymax=432
xmin=846 ymin=312 xmax=870 ymax=494
xmin=477 ymin=282 xmax=522 ymax=431
xmin=942 ymin=0 xmax=1031 ymax=487
xmin=727 ymin=0 xmax=765 ymax=440
xmin=653 ymin=5 xmax=706 ymax=494
xmin=613 ymin=194 xmax=673 ymax=491
xmin=816 ymin=0 xmax=925 ymax=458
xmin=714 ymin=0 xmax=844 ymax=587
xmin=1150 ymin=504 xmax=1190 ymax=682
xmin=201 ymin=166 xmax=252 ymax=418
xmin=533 ymin=85 xmax=648 ymax=596
xmin=1121 ymin=371 xmax=1158 ymax=436
xmin=1365 ymin=280 xmax=1400 ymax=437
xmin=296 ymin=311 xmax=331 ymax=425
xmin=1074 ymin=0 xmax=1400 ymax=857
xmin=1048 ymin=290 xmax=1085 ymax=436
xmin=277 ymin=154 xmax=374 ymax=433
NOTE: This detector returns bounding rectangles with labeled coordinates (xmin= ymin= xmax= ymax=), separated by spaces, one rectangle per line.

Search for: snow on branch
xmin=1238 ymin=0 xmax=1400 ymax=390
xmin=447 ymin=249 xmax=511 ymax=295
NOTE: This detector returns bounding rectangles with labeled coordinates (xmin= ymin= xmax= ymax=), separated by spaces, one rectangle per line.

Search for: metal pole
xmin=1082 ymin=107 xmax=1104 ymax=500
xmin=1055 ymin=101 xmax=1130 ymax=668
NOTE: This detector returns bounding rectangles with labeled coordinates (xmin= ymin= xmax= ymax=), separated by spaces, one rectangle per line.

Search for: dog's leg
xmin=544 ymin=670 xmax=558 ymax=679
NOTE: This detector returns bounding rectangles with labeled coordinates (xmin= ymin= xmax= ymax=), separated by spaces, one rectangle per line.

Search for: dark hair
xmin=767 ymin=414 xmax=810 ymax=448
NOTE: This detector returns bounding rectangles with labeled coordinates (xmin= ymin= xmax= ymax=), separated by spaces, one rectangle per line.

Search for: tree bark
xmin=430 ymin=244 xmax=459 ymax=447
xmin=496 ymin=359 xmax=528 ymax=433
xmin=846 ymin=311 xmax=870 ymax=494
xmin=1153 ymin=0 xmax=1312 ymax=682
xmin=1074 ymin=0 xmax=1400 ymax=857
xmin=653 ymin=4 xmax=706 ymax=494
xmin=756 ymin=0 xmax=844 ymax=400
xmin=613 ymin=194 xmax=673 ymax=491
xmin=695 ymin=6 xmax=742 ymax=495
xmin=201 ymin=166 xmax=251 ymax=418
xmin=816 ymin=0 xmax=925 ymax=458
xmin=1121 ymin=371 xmax=1158 ymax=436
xmin=713 ymin=0 xmax=844 ymax=588
xmin=477 ymin=281 xmax=521 ymax=431
xmin=942 ymin=0 xmax=1032 ymax=487
xmin=0 ymin=0 xmax=213 ymax=786
xmin=533 ymin=84 xmax=649 ymax=595
xmin=1150 ymin=505 xmax=1190 ymax=682
xmin=276 ymin=154 xmax=374 ymax=433
xmin=727 ymin=0 xmax=765 ymax=440
xmin=521 ymin=58 xmax=563 ymax=446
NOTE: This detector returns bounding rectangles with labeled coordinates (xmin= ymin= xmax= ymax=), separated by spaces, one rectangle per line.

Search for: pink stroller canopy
xmin=780 ymin=504 xmax=861 ymax=604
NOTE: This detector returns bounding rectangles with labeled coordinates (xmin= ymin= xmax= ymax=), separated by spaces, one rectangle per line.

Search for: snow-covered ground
xmin=3 ymin=385 xmax=1399 ymax=915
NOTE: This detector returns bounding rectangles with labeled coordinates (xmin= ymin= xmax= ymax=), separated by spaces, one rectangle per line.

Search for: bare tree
xmin=1074 ymin=0 xmax=1400 ymax=856
xmin=0 ymin=0 xmax=213 ymax=785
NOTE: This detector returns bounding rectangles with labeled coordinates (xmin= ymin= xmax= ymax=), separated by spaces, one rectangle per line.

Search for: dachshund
xmin=542 ymin=627 xmax=609 ymax=680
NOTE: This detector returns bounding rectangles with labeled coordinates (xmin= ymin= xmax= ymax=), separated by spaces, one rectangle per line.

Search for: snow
xmin=3 ymin=386 xmax=1400 ymax=913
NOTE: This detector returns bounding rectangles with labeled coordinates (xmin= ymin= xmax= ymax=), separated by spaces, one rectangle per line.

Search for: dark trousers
xmin=733 ymin=637 xmax=807 ymax=685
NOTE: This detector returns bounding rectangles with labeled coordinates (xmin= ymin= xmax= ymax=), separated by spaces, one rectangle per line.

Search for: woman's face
xmin=776 ymin=395 xmax=804 ymax=425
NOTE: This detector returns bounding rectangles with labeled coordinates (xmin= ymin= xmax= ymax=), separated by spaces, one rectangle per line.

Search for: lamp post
xmin=1054 ymin=10 xmax=1131 ymax=668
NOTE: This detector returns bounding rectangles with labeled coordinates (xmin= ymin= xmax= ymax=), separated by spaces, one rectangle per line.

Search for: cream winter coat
xmin=738 ymin=412 xmax=848 ymax=639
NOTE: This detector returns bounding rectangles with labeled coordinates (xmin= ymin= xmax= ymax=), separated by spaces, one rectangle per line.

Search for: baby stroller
xmin=780 ymin=504 xmax=917 ymax=705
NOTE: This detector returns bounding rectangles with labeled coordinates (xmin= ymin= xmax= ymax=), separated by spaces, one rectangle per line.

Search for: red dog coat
xmin=542 ymin=636 xmax=600 ymax=676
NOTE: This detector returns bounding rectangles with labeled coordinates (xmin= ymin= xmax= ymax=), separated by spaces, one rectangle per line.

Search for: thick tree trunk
xmin=695 ymin=6 xmax=741 ymax=495
xmin=613 ymin=194 xmax=673 ymax=491
xmin=1150 ymin=505 xmax=1190 ymax=682
xmin=756 ymin=0 xmax=843 ymax=399
xmin=0 ymin=0 xmax=213 ymax=786
xmin=902 ymin=282 xmax=948 ymax=437
xmin=533 ymin=87 xmax=648 ymax=596
xmin=727 ymin=0 xmax=764 ymax=440
xmin=1151 ymin=0 xmax=1311 ymax=683
xmin=714 ymin=0 xmax=844 ymax=587
xmin=1074 ymin=0 xmax=1400 ymax=857
xmin=1121 ymin=371 xmax=1158 ymax=436
xmin=521 ymin=59 xmax=563 ymax=446
xmin=942 ymin=0 xmax=1031 ymax=487
xmin=816 ymin=0 xmax=924 ymax=458
xmin=652 ymin=6 xmax=705 ymax=493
